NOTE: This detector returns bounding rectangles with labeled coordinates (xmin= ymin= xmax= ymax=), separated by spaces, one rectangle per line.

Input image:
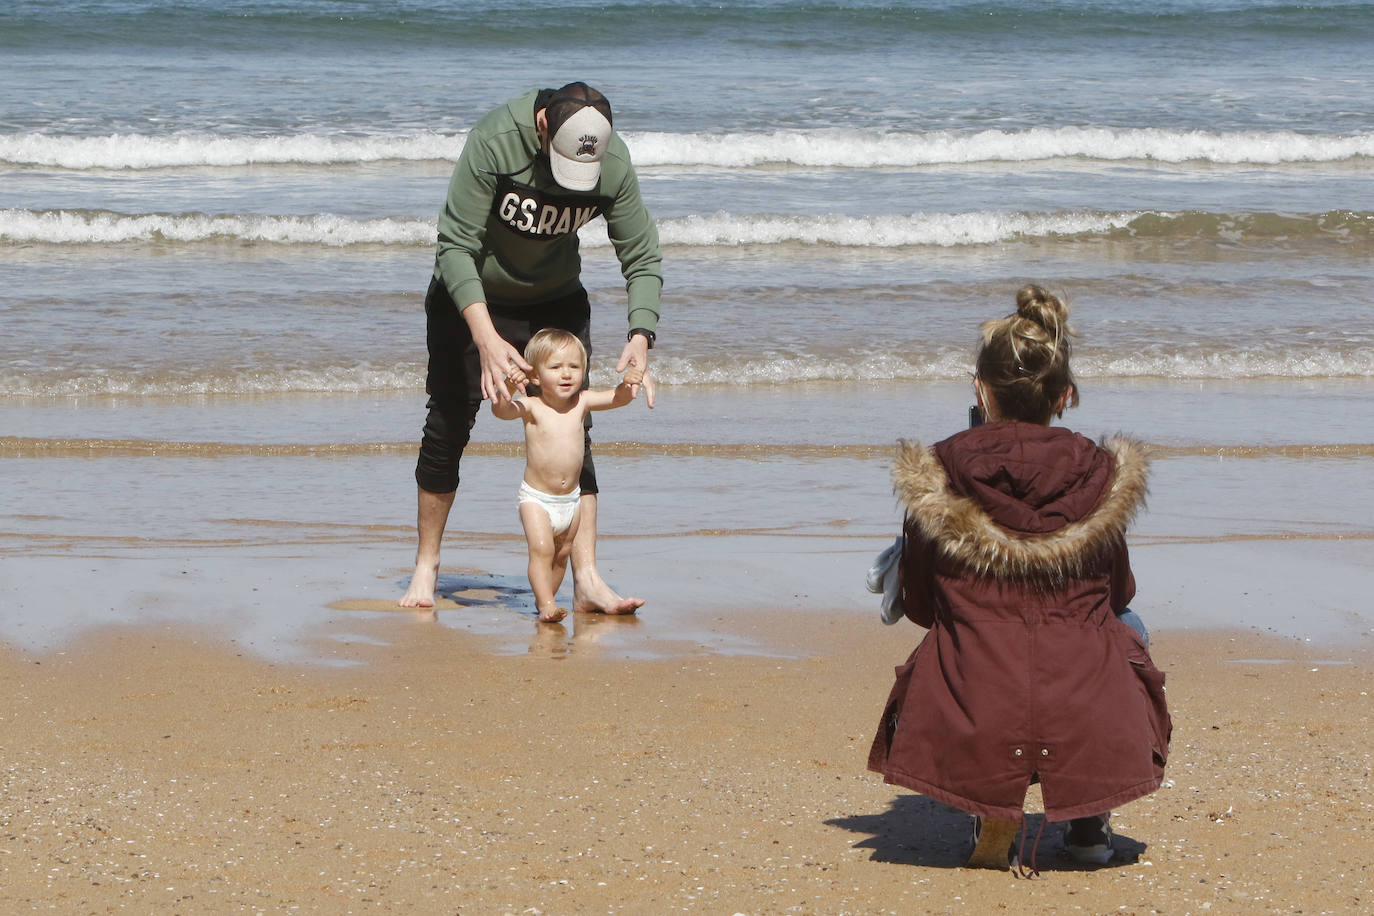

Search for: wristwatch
xmin=627 ymin=328 xmax=656 ymax=349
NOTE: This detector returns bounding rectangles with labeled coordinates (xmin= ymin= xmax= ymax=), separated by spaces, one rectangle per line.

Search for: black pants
xmin=414 ymin=277 xmax=598 ymax=495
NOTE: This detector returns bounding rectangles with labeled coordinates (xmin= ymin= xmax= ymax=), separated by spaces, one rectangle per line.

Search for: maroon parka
xmin=867 ymin=423 xmax=1171 ymax=822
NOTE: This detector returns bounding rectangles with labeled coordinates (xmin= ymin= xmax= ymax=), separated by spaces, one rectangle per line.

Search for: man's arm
xmin=435 ymin=114 xmax=538 ymax=405
xmin=603 ymin=147 xmax=662 ymax=408
xmin=435 ymin=125 xmax=499 ymax=312
xmin=464 ymin=302 xmax=532 ymax=404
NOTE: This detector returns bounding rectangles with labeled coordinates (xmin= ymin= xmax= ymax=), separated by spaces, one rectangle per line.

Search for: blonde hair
xmin=524 ymin=328 xmax=586 ymax=370
xmin=975 ymin=284 xmax=1079 ymax=424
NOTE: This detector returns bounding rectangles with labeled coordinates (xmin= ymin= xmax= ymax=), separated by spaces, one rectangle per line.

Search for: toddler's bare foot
xmin=538 ymin=604 xmax=568 ymax=623
xmin=399 ymin=561 xmax=438 ymax=608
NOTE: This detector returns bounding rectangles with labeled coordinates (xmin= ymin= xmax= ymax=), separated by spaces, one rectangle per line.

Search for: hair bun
xmin=1014 ymin=284 xmax=1070 ymax=337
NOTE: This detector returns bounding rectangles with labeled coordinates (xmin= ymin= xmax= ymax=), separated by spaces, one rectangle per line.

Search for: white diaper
xmin=518 ymin=482 xmax=581 ymax=535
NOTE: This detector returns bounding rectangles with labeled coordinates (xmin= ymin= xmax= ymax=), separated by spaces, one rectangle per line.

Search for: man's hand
xmin=463 ymin=302 xmax=532 ymax=403
xmin=616 ymin=335 xmax=655 ymax=408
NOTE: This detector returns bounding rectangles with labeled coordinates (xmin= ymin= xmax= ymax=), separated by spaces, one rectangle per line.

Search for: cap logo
xmin=576 ymin=134 xmax=599 ymax=158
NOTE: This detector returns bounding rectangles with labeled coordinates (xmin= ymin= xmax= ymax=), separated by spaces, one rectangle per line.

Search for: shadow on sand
xmin=431 ymin=572 xmax=529 ymax=611
xmin=826 ymin=795 xmax=1147 ymax=872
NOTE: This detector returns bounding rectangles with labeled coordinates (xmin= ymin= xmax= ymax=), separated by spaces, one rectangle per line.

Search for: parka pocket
xmin=1114 ymin=621 xmax=1172 ymax=766
xmin=868 ymin=653 xmax=920 ymax=772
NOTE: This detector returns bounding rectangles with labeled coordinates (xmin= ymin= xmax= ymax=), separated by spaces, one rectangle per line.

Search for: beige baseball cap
xmin=545 ymin=83 xmax=614 ymax=191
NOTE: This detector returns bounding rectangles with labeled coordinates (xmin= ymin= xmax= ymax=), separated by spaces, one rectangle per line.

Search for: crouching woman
xmin=867 ymin=285 xmax=1171 ymax=870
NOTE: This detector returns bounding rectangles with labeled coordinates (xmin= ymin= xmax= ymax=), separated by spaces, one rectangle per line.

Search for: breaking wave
xmin=5 ymin=346 xmax=1372 ymax=399
xmin=5 ymin=208 xmax=1367 ymax=249
xmin=3 ymin=127 xmax=1370 ymax=171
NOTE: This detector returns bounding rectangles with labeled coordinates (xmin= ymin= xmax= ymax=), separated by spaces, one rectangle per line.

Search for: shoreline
xmin=2 ymin=616 xmax=1370 ymax=912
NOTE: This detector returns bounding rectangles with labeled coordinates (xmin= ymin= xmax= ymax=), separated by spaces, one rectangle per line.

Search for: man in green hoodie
xmin=400 ymin=82 xmax=661 ymax=614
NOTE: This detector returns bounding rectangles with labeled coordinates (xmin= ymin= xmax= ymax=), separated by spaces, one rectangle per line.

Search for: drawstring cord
xmin=1014 ymin=817 xmax=1046 ymax=878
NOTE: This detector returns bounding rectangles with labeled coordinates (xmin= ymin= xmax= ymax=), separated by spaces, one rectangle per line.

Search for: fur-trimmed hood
xmin=893 ymin=425 xmax=1149 ymax=584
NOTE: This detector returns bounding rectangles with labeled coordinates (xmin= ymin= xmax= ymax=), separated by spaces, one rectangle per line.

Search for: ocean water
xmin=2 ymin=1 xmax=1371 ymax=659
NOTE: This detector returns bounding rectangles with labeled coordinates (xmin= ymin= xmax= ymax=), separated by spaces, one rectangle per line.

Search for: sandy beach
xmin=2 ymin=608 xmax=1369 ymax=914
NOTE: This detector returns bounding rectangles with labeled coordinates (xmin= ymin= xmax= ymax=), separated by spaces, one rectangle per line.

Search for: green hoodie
xmin=434 ymin=88 xmax=663 ymax=335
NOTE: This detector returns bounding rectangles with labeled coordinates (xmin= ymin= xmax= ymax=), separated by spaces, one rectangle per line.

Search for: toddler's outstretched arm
xmin=490 ymin=377 xmax=526 ymax=420
xmin=584 ymin=367 xmax=644 ymax=412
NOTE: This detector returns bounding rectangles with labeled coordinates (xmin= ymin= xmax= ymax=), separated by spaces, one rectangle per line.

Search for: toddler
xmin=493 ymin=328 xmax=642 ymax=622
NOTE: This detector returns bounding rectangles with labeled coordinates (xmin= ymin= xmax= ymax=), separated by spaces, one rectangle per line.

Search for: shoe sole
xmin=1065 ymin=844 xmax=1114 ymax=865
xmin=967 ymin=817 xmax=1020 ymax=868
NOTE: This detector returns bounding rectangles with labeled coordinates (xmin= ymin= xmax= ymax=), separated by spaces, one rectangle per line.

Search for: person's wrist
xmin=628 ymin=328 xmax=655 ymax=349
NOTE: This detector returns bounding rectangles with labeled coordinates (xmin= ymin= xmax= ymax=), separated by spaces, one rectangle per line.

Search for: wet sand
xmin=1 ymin=611 xmax=1369 ymax=914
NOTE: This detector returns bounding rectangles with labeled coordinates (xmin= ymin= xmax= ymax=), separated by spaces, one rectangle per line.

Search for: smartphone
xmin=968 ymin=405 xmax=983 ymax=428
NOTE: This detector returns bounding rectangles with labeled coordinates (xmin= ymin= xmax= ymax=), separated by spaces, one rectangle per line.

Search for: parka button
xmin=1014 ymin=748 xmax=1023 ymax=757
xmin=1041 ymin=748 xmax=1050 ymax=756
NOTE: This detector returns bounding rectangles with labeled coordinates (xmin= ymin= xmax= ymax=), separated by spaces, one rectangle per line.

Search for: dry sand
xmin=1 ymin=611 xmax=1369 ymax=914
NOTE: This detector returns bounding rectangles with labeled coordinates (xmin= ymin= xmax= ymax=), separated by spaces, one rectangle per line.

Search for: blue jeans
xmin=1117 ymin=608 xmax=1149 ymax=647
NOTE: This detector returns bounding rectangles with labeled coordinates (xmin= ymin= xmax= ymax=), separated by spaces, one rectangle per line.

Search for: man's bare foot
xmin=398 ymin=561 xmax=438 ymax=608
xmin=537 ymin=604 xmax=569 ymax=623
xmin=573 ymin=576 xmax=644 ymax=615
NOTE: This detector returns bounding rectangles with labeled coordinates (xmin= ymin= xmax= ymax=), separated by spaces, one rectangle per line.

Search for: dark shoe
xmin=1064 ymin=814 xmax=1114 ymax=864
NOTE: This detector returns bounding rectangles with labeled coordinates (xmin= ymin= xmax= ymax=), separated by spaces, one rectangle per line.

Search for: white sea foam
xmin=1082 ymin=349 xmax=1374 ymax=380
xmin=0 ymin=132 xmax=465 ymax=170
xmin=644 ymin=349 xmax=1374 ymax=386
xmin=650 ymin=210 xmax=1139 ymax=248
xmin=0 ymin=365 xmax=424 ymax=399
xmin=0 ymin=209 xmax=432 ymax=246
xmin=0 ymin=207 xmax=1139 ymax=249
xmin=5 ymin=206 xmax=1364 ymax=250
xmin=3 ymin=127 xmax=1370 ymax=171
xmin=7 ymin=347 xmax=1370 ymax=398
xmin=629 ymin=128 xmax=1374 ymax=168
